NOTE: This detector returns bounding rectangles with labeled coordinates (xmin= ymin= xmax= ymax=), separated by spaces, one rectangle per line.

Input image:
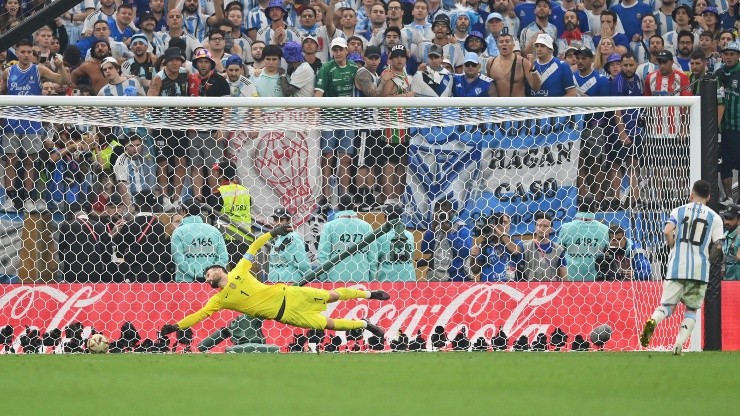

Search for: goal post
xmin=0 ymin=95 xmax=710 ymax=353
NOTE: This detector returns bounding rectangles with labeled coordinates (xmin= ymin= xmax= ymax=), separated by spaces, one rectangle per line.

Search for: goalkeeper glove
xmin=270 ymin=224 xmax=293 ymax=237
xmin=161 ymin=324 xmax=180 ymax=335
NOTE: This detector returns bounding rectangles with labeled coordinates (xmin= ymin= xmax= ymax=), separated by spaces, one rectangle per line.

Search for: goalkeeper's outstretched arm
xmin=238 ymin=225 xmax=294 ymax=270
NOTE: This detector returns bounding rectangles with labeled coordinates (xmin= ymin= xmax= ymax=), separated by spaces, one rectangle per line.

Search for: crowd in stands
xmin=0 ymin=0 xmax=739 ymax=283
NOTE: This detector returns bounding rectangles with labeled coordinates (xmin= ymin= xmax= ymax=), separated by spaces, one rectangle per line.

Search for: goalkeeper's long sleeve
xmin=239 ymin=232 xmax=273 ymax=269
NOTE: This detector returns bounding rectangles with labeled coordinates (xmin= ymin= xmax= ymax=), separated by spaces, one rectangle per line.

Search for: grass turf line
xmin=2 ymin=352 xmax=738 ymax=416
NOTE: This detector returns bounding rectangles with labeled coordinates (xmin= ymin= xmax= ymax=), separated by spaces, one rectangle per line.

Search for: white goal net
xmin=0 ymin=96 xmax=702 ymax=353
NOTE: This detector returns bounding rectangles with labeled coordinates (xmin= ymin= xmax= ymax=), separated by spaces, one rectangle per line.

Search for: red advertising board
xmin=0 ymin=282 xmax=688 ymax=352
xmin=721 ymin=281 xmax=740 ymax=350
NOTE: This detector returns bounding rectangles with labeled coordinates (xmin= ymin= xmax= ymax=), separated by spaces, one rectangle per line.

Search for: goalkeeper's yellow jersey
xmin=177 ymin=233 xmax=286 ymax=329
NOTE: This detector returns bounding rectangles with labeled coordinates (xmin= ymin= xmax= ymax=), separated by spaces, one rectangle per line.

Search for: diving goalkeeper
xmin=161 ymin=226 xmax=390 ymax=338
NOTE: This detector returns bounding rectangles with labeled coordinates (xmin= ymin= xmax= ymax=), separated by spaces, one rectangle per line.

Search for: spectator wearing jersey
xmin=156 ymin=8 xmax=203 ymax=61
xmin=452 ymin=52 xmax=497 ymax=97
xmin=353 ymin=45 xmax=384 ymax=210
xmin=716 ymin=41 xmax=740 ymax=205
xmin=225 ymin=55 xmax=258 ymax=97
xmin=689 ymin=50 xmax=710 ymax=94
xmin=98 ymin=57 xmax=145 ymax=97
xmin=549 ymin=0 xmax=590 ymax=37
xmin=675 ymin=30 xmax=695 ymax=71
xmin=301 ymin=35 xmax=323 ymax=74
xmin=178 ymin=0 xmax=224 ymax=42
xmin=171 ymin=202 xmax=228 ymax=283
xmin=256 ymin=0 xmax=301 ymax=47
xmin=700 ymin=6 xmax=722 ymax=34
xmin=110 ymin=135 xmax=152 ymax=213
xmin=603 ymin=53 xmax=622 ymax=78
xmin=246 ymin=40 xmax=266 ymax=77
xmin=720 ymin=1 xmax=738 ymax=30
xmin=463 ymin=31 xmax=489 ymax=69
xmin=419 ymin=199 xmax=473 ymax=282
xmin=417 ymin=14 xmax=464 ymax=72
xmin=490 ymin=0 xmax=519 ymax=36
xmin=279 ymin=41 xmax=316 ymax=97
xmin=246 ymin=0 xmax=271 ymax=41
xmin=81 ymin=0 xmax=118 ymax=36
xmin=663 ymin=5 xmax=695 ymax=55
xmin=204 ymin=29 xmax=233 ymax=73
xmin=252 ymin=44 xmax=284 ymax=96
xmin=411 ymin=44 xmax=454 ymax=97
xmin=109 ymin=3 xmax=135 ymax=43
xmin=133 ymin=13 xmax=164 ymax=57
xmin=698 ymin=31 xmax=721 ymax=73
xmin=409 ymin=0 xmax=433 ymax=41
xmin=318 ymin=195 xmax=377 ymax=282
xmin=377 ymin=44 xmax=416 ymax=205
xmin=522 ymin=212 xmax=566 ymax=282
xmin=655 ymin=0 xmax=678 ymax=36
xmin=610 ymin=0 xmax=653 ymax=40
xmin=629 ymin=15 xmax=658 ymax=66
xmin=121 ymin=34 xmax=158 ymax=92
xmin=113 ymin=190 xmax=172 ymax=282
xmin=592 ymin=11 xmax=630 ymax=55
xmin=57 ymin=205 xmax=110 ymax=282
xmin=315 ymin=37 xmax=359 ymax=207
xmin=188 ymin=48 xmax=230 ymax=204
xmin=722 ymin=205 xmax=740 ymax=279
xmin=558 ymin=196 xmax=610 ymax=282
xmin=370 ymin=0 xmax=425 ymax=51
xmin=148 ymin=47 xmax=190 ymax=212
xmin=572 ymin=47 xmax=609 ymax=202
xmin=295 ymin=0 xmax=342 ymax=63
xmin=610 ymin=53 xmax=644 ymax=207
xmin=644 ymin=49 xmax=692 ymax=206
xmin=520 ymin=0 xmax=557 ymax=57
xmin=267 ymin=207 xmax=311 ymax=283
xmin=530 ymin=33 xmax=576 ymax=97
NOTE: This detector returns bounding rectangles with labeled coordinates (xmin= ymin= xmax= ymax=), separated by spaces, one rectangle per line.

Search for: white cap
xmin=330 ymin=37 xmax=348 ymax=49
xmin=486 ymin=12 xmax=504 ymax=22
xmin=534 ymin=33 xmax=554 ymax=50
xmin=100 ymin=56 xmax=119 ymax=68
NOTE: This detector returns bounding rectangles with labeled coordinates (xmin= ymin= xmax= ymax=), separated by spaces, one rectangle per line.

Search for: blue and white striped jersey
xmin=665 ymin=202 xmax=724 ymax=282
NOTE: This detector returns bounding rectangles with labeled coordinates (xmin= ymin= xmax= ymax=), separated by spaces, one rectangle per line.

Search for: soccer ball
xmin=87 ymin=334 xmax=109 ymax=354
xmin=589 ymin=324 xmax=613 ymax=346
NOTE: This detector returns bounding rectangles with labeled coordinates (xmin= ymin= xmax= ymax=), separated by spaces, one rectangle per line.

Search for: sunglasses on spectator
xmin=463 ymin=62 xmax=478 ymax=67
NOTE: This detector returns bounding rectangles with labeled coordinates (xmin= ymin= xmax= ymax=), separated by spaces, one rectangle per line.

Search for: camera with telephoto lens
xmin=596 ymin=246 xmax=627 ymax=281
xmin=473 ymin=213 xmax=504 ymax=238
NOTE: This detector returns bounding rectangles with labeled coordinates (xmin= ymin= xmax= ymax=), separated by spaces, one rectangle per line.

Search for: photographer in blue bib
xmin=267 ymin=207 xmax=311 ymax=284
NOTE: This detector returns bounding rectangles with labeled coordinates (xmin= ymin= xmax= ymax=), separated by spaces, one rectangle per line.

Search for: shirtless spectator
xmin=70 ymin=39 xmax=111 ymax=94
xmin=487 ymin=32 xmax=541 ymax=97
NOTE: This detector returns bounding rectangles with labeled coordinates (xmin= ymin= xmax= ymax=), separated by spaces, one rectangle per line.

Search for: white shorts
xmin=660 ymin=280 xmax=707 ymax=310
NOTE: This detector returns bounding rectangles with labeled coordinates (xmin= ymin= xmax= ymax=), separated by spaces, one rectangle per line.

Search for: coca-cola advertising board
xmin=0 ymin=282 xmax=697 ymax=352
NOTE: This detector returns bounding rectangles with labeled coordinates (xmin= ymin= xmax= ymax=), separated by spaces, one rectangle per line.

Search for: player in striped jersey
xmin=640 ymin=180 xmax=724 ymax=355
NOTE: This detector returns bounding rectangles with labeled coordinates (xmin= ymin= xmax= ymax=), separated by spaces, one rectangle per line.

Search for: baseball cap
xmin=389 ymin=44 xmax=408 ymax=58
xmin=702 ymin=6 xmax=720 ymax=17
xmin=486 ymin=12 xmax=504 ymax=23
xmin=656 ymin=50 xmax=674 ymax=62
xmin=534 ymin=33 xmax=554 ymax=50
xmin=722 ymin=41 xmax=740 ymax=53
xmin=427 ymin=44 xmax=444 ymax=57
xmin=364 ymin=45 xmax=381 ymax=58
xmin=330 ymin=37 xmax=348 ymax=49
xmin=100 ymin=56 xmax=119 ymax=69
xmin=574 ymin=46 xmax=594 ymax=58
xmin=302 ymin=35 xmax=319 ymax=45
xmin=722 ymin=205 xmax=740 ymax=219
xmin=225 ymin=54 xmax=243 ymax=68
xmin=272 ymin=207 xmax=291 ymax=220
xmin=604 ymin=52 xmax=622 ymax=69
xmin=463 ymin=51 xmax=479 ymax=64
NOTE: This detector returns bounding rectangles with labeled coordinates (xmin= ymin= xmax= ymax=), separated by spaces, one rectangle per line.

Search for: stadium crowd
xmin=0 ymin=0 xmax=739 ymax=284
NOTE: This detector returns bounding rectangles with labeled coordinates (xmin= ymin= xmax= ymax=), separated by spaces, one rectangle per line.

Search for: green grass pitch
xmin=3 ymin=352 xmax=738 ymax=416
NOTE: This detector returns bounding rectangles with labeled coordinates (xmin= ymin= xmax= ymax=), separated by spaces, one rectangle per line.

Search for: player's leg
xmin=328 ymin=287 xmax=390 ymax=302
xmin=673 ymin=281 xmax=708 ymax=355
xmin=640 ymin=280 xmax=682 ymax=347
